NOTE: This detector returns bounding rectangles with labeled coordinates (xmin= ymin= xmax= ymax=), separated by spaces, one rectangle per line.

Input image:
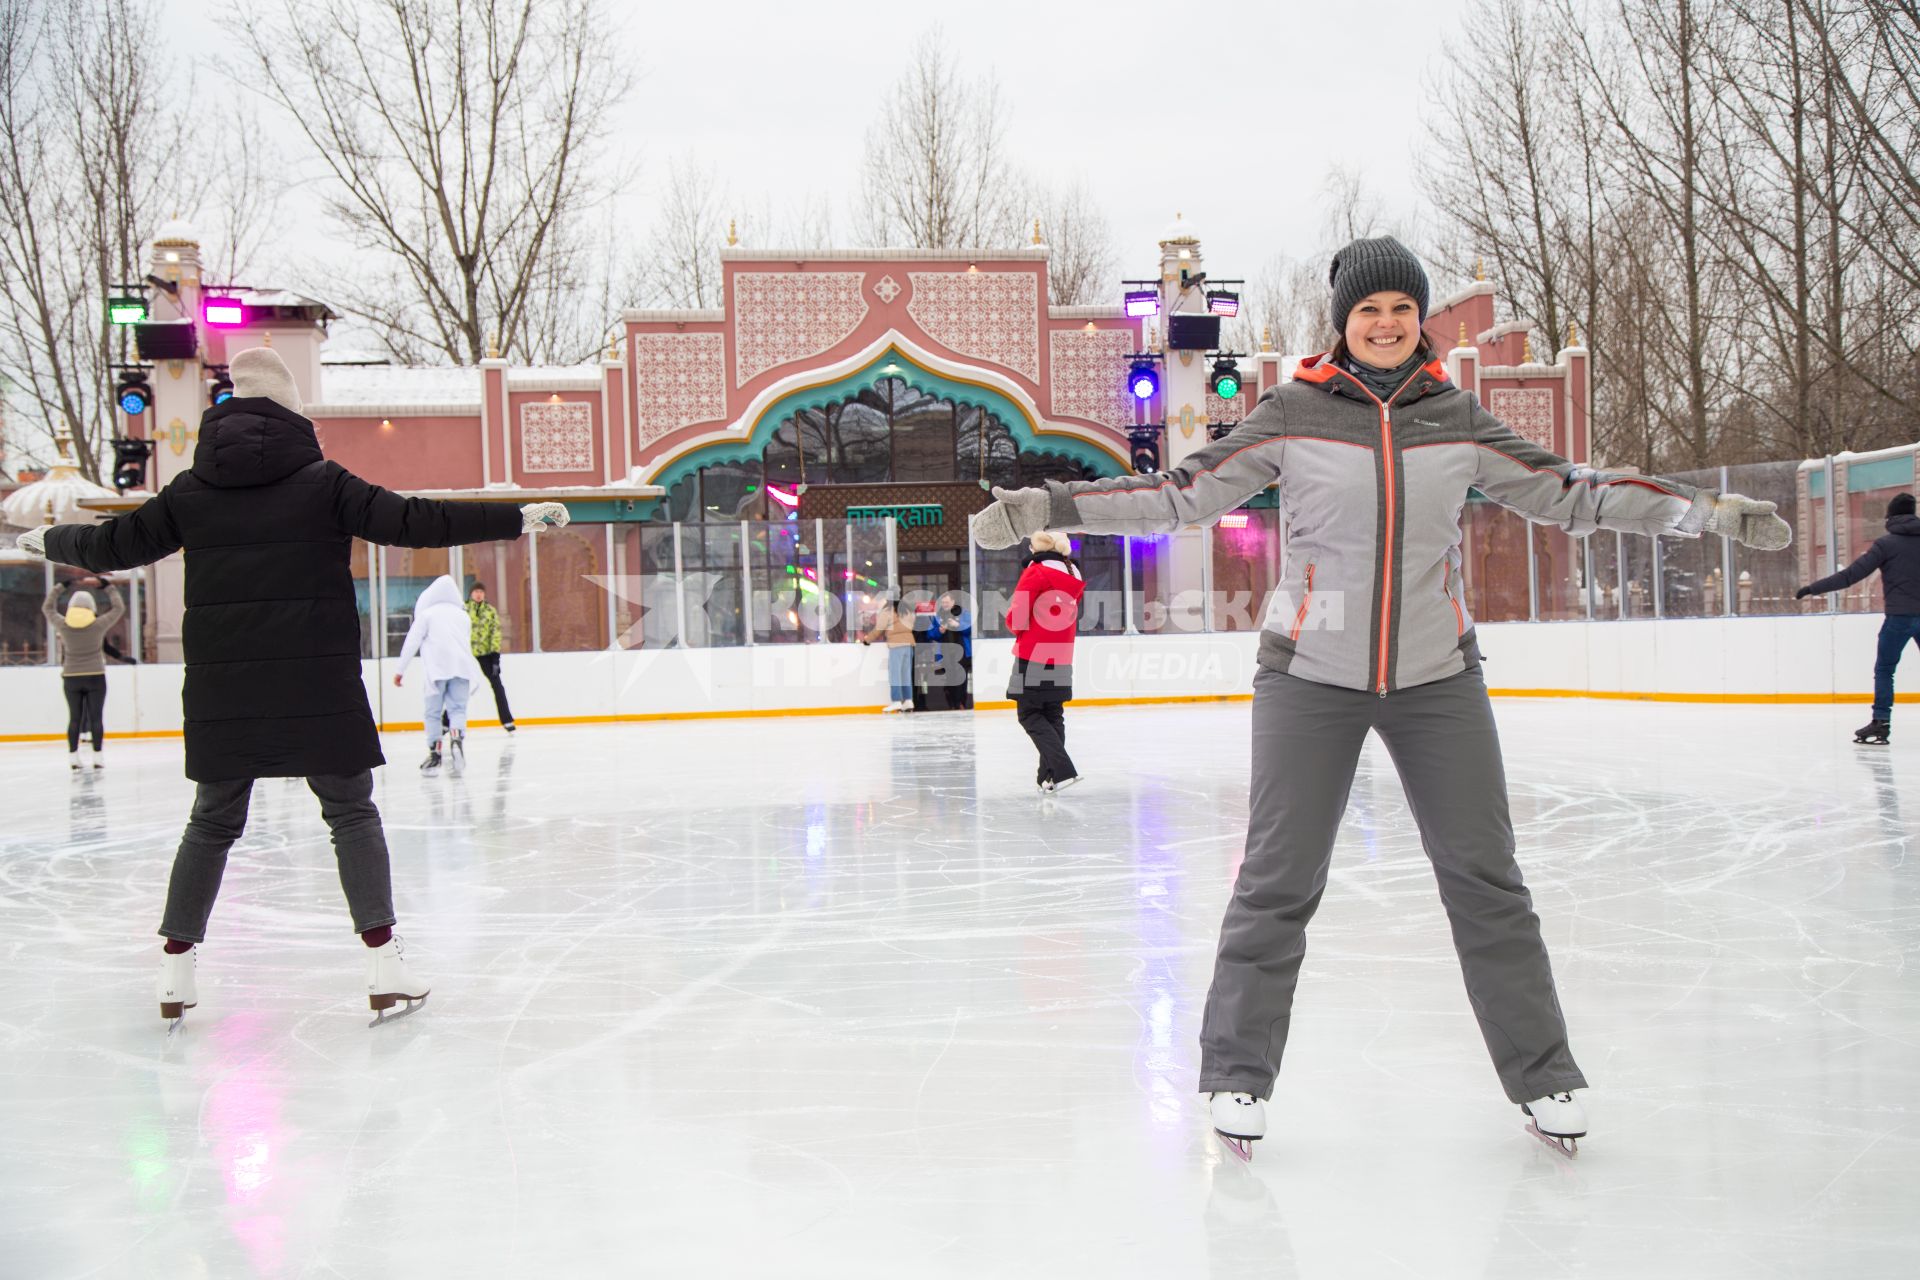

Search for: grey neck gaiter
xmin=1338 ymin=348 xmax=1425 ymax=403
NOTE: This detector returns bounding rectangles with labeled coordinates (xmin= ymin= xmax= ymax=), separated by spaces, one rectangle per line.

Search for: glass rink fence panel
xmin=0 ymin=456 xmax=1896 ymax=663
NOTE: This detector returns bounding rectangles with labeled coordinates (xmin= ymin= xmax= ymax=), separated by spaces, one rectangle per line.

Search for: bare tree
xmin=236 ymin=0 xmax=632 ymax=365
xmin=0 ymin=0 xmax=181 ymax=482
xmin=641 ymin=156 xmax=729 ymax=311
xmin=1032 ymin=181 xmax=1116 ymax=307
xmin=860 ymin=29 xmax=1025 ymax=249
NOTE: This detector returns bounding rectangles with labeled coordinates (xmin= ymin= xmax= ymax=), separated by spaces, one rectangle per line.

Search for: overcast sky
xmin=174 ymin=0 xmax=1473 ymax=302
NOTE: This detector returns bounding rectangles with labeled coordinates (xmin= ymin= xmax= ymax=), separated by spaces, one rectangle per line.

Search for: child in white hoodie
xmin=393 ymin=574 xmax=484 ymax=775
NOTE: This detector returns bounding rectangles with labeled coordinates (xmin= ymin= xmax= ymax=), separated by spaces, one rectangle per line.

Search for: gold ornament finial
xmin=1567 ymin=319 xmax=1579 ymax=347
xmin=607 ymin=335 xmax=619 ymax=360
xmin=1523 ymin=333 xmax=1535 ymax=363
xmin=261 ymin=331 xmax=273 ymax=347
xmin=1260 ymin=326 xmax=1273 ymax=353
xmin=1032 ymin=218 xmax=1043 ymax=245
xmin=1457 ymin=322 xmax=1468 ymax=348
xmin=726 ymin=218 xmax=737 ymax=247
xmin=487 ymin=332 xmax=500 ymax=359
xmin=1474 ymin=257 xmax=1485 ymax=282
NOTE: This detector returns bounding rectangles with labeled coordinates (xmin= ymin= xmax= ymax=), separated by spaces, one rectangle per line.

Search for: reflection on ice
xmin=0 ymin=699 xmax=1915 ymax=1278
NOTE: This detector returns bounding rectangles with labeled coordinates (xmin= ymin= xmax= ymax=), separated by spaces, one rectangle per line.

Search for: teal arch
xmin=646 ymin=346 xmax=1128 ymax=499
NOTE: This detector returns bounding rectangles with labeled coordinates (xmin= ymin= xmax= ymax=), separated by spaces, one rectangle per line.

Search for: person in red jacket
xmin=1005 ymin=531 xmax=1086 ymax=791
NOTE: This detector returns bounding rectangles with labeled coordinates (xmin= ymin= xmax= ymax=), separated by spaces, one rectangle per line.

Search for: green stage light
xmin=108 ymin=296 xmax=147 ymax=325
xmin=1210 ymin=359 xmax=1241 ymax=400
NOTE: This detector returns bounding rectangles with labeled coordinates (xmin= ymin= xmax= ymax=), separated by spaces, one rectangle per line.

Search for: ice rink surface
xmin=1 ymin=698 xmax=1915 ymax=1279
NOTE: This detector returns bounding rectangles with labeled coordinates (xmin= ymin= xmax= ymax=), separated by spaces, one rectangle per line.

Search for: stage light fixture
xmin=1128 ymin=360 xmax=1160 ymax=401
xmin=203 ymin=295 xmax=246 ymax=327
xmin=108 ymin=295 xmax=148 ymax=325
xmin=1206 ymin=289 xmax=1240 ymax=317
xmin=1123 ymin=289 xmax=1159 ymax=319
xmin=208 ymin=368 xmax=234 ymax=405
xmin=1128 ymin=426 xmax=1162 ymax=475
xmin=111 ymin=437 xmax=152 ymax=493
xmin=1210 ymin=358 xmax=1242 ymax=400
xmin=116 ymin=370 xmax=153 ymax=417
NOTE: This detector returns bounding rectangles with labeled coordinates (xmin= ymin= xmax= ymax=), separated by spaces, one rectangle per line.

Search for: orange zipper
xmin=1327 ymin=362 xmax=1422 ymax=697
xmin=1289 ymin=563 xmax=1316 ymax=641
xmin=1377 ymin=404 xmax=1395 ymax=695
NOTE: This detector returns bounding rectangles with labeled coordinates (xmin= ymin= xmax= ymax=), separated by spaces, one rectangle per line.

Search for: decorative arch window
xmin=655 ymin=376 xmax=1101 ymax=522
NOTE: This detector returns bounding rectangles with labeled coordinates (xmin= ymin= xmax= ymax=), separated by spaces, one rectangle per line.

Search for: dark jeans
xmin=1016 ymin=698 xmax=1076 ymax=784
xmin=63 ymin=674 xmax=105 ymax=750
xmin=158 ymin=770 xmax=397 ymax=943
xmin=478 ymin=652 xmax=514 ymax=725
xmin=1873 ymin=614 xmax=1920 ymax=721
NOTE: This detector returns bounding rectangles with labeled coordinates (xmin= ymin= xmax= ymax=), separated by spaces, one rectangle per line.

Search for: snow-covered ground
xmin=2 ymin=700 xmax=1914 ymax=1278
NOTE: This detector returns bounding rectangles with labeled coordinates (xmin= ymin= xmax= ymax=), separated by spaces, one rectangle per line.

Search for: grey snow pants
xmin=158 ymin=771 xmax=397 ymax=944
xmin=1198 ymin=665 xmax=1587 ymax=1105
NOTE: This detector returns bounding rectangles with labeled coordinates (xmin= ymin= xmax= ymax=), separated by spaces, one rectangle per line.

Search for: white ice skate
xmin=1051 ymin=774 xmax=1082 ymax=792
xmin=157 ymin=947 xmax=198 ymax=1031
xmin=1209 ymin=1091 xmax=1266 ymax=1161
xmin=367 ymin=936 xmax=430 ymax=1026
xmin=881 ymin=701 xmax=902 ymax=714
xmin=90 ymin=749 xmax=103 ymax=770
xmin=447 ymin=731 xmax=465 ymax=777
xmin=1522 ymin=1091 xmax=1586 ymax=1157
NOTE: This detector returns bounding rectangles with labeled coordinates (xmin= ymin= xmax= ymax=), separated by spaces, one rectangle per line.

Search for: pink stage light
xmin=1218 ymin=513 xmax=1250 ymax=529
xmin=203 ymin=296 xmax=246 ymax=327
xmin=766 ymin=484 xmax=800 ymax=508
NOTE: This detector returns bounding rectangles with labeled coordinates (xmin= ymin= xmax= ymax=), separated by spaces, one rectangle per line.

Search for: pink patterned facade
xmin=286 ymin=246 xmax=1580 ymax=509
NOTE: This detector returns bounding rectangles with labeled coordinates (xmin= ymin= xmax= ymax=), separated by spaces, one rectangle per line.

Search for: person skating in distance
xmin=1795 ymin=491 xmax=1920 ymax=745
xmin=395 ymin=574 xmax=483 ymax=776
xmin=42 ymin=575 xmax=126 ymax=769
xmin=16 ymin=346 xmax=570 ymax=1030
xmin=1004 ymin=531 xmax=1085 ymax=792
xmin=971 ymin=237 xmax=1793 ymax=1158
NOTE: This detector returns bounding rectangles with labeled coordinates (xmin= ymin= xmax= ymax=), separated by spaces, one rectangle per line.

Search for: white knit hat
xmin=230 ymin=347 xmax=302 ymax=415
xmin=68 ymin=590 xmax=96 ymax=613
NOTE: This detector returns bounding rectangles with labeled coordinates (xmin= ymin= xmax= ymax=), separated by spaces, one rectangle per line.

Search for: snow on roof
xmin=504 ymin=364 xmax=600 ymax=384
xmin=318 ymin=364 xmax=482 ymax=406
xmin=227 ymin=287 xmax=335 ymax=315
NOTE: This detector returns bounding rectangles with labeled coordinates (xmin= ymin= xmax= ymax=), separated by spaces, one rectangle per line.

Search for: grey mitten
xmin=969 ymin=486 xmax=1051 ymax=550
xmin=1704 ymin=493 xmax=1791 ymax=551
xmin=16 ymin=527 xmax=46 ymax=559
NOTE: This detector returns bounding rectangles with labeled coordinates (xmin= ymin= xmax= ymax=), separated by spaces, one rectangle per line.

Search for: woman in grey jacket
xmin=972 ymin=237 xmax=1791 ymax=1157
xmin=43 ymin=577 xmax=126 ymax=769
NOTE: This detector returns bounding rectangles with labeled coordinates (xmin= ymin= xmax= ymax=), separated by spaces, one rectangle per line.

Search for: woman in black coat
xmin=20 ymin=347 xmax=566 ymax=1028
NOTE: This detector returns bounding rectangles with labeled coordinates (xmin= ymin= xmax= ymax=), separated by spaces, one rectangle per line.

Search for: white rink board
xmin=0 ymin=614 xmax=1905 ymax=740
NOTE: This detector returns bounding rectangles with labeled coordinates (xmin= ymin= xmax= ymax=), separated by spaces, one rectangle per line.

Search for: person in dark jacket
xmin=1797 ymin=491 xmax=1920 ymax=743
xmin=1005 ymin=531 xmax=1086 ymax=791
xmin=43 ymin=575 xmax=126 ymax=768
xmin=16 ymin=346 xmax=569 ymax=1028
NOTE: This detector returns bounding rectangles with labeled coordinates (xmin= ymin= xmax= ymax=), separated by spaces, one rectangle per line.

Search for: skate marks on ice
xmin=1 ymin=707 xmax=1919 ymax=1277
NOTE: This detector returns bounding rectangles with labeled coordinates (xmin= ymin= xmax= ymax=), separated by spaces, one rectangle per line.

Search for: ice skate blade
xmin=1527 ymin=1120 xmax=1580 ymax=1158
xmin=1214 ymin=1130 xmax=1257 ymax=1162
xmin=368 ymin=992 xmax=429 ymax=1027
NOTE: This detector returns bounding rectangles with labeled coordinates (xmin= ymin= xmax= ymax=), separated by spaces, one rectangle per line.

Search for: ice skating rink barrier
xmin=0 ymin=613 xmax=1910 ymax=741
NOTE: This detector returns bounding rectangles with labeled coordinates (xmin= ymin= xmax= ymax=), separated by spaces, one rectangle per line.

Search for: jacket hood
xmin=415 ymin=575 xmax=465 ymax=613
xmin=1295 ymin=350 xmax=1452 ymax=407
xmin=1888 ymin=513 xmax=1920 ymax=537
xmin=191 ymin=397 xmax=323 ymax=488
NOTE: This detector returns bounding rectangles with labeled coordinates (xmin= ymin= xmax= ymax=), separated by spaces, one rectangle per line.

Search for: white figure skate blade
xmin=369 ymin=994 xmax=428 ymax=1028
xmin=1527 ymin=1120 xmax=1579 ymax=1159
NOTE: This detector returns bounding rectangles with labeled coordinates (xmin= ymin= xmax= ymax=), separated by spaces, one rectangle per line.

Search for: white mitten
xmin=969 ymin=486 xmax=1051 ymax=550
xmin=16 ymin=527 xmax=47 ymax=559
xmin=520 ymin=501 xmax=569 ymax=532
xmin=1704 ymin=493 xmax=1791 ymax=551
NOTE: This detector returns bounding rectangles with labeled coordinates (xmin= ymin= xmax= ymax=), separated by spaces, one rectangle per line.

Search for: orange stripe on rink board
xmin=3 ymin=691 xmax=1915 ymax=744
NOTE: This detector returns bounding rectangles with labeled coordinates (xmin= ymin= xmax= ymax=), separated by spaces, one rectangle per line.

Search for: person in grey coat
xmin=43 ymin=576 xmax=126 ymax=768
xmin=1796 ymin=490 xmax=1920 ymax=743
xmin=972 ymin=236 xmax=1792 ymax=1155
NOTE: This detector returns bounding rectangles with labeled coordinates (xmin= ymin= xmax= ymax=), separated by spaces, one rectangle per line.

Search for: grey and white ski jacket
xmin=1044 ymin=352 xmax=1716 ymax=695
